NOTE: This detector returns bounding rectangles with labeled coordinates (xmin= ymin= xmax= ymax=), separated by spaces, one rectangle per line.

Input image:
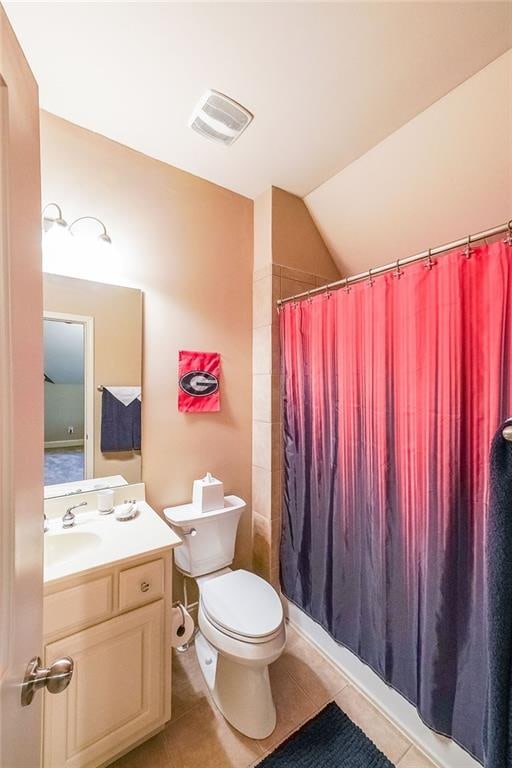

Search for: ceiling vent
xmin=189 ymin=90 xmax=253 ymax=146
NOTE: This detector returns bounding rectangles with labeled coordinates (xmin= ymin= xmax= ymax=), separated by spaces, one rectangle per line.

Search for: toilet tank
xmin=163 ymin=495 xmax=245 ymax=577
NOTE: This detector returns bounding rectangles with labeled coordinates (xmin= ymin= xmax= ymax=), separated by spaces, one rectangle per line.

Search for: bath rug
xmin=258 ymin=701 xmax=394 ymax=767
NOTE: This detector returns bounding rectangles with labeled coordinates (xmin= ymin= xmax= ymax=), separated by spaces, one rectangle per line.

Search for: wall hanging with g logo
xmin=178 ymin=350 xmax=220 ymax=412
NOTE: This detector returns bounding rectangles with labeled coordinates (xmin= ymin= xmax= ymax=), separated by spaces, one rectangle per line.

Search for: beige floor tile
xmin=398 ymin=746 xmax=440 ymax=767
xmin=257 ymin=662 xmax=319 ymax=754
xmin=277 ymin=631 xmax=349 ymax=708
xmin=171 ymin=648 xmax=212 ymax=721
xmin=335 ymin=686 xmax=411 ymax=764
xmin=118 ymin=635 xmax=423 ymax=768
xmin=109 ymin=732 xmax=171 ymax=768
xmin=164 ymin=697 xmax=264 ymax=768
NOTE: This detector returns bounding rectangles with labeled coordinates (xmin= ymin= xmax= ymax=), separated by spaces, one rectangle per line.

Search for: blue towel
xmin=100 ymin=389 xmax=141 ymax=453
xmin=485 ymin=418 xmax=512 ymax=767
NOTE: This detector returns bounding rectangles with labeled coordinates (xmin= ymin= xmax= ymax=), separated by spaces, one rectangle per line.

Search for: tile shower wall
xmin=252 ymin=265 xmax=337 ymax=585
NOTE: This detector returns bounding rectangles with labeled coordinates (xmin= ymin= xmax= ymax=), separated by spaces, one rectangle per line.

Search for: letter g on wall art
xmin=178 ymin=350 xmax=221 ymax=413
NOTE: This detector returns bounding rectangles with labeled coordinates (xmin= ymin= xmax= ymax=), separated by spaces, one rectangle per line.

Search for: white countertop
xmin=44 ymin=501 xmax=182 ymax=585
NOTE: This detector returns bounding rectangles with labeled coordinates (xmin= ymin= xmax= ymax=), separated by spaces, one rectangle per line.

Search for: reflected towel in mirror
xmin=100 ymin=387 xmax=141 ymax=452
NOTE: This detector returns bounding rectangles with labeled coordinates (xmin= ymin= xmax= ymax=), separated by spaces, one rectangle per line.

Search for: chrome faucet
xmin=62 ymin=501 xmax=87 ymax=529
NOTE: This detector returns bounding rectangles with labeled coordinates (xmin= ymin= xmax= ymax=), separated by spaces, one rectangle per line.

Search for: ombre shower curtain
xmin=280 ymin=241 xmax=512 ymax=762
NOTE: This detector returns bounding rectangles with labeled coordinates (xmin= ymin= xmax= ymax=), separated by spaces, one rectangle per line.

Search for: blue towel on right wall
xmin=100 ymin=387 xmax=141 ymax=453
xmin=485 ymin=418 xmax=512 ymax=767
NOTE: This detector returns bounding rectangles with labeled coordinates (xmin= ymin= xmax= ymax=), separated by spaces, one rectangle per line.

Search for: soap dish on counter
xmin=115 ymin=501 xmax=138 ymax=521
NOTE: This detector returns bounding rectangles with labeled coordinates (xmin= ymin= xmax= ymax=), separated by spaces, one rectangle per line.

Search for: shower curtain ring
xmin=325 ymin=283 xmax=333 ymax=299
xmin=463 ymin=234 xmax=473 ymax=259
xmin=424 ymin=248 xmax=435 ymax=270
xmin=504 ymin=220 xmax=512 ymax=246
xmin=306 ymin=288 xmax=312 ymax=303
xmin=394 ymin=259 xmax=403 ymax=279
xmin=367 ymin=267 xmax=375 ymax=287
xmin=343 ymin=277 xmax=351 ymax=294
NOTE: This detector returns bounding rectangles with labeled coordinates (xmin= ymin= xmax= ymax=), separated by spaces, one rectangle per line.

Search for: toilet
xmin=163 ymin=495 xmax=286 ymax=739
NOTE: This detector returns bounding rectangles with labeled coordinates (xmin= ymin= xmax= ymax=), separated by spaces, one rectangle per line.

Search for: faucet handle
xmin=62 ymin=500 xmax=87 ymax=529
xmin=66 ymin=500 xmax=88 ymax=515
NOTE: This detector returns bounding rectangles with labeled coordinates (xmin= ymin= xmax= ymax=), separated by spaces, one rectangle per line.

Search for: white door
xmin=0 ymin=7 xmax=44 ymax=767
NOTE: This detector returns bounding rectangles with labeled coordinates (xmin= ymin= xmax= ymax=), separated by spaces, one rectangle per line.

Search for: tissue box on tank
xmin=192 ymin=473 xmax=224 ymax=513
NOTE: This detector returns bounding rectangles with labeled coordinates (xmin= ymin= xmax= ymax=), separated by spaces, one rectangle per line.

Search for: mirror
xmin=43 ymin=274 xmax=142 ymax=498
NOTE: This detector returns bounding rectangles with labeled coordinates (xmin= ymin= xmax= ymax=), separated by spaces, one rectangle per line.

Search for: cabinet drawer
xmin=44 ymin=575 xmax=113 ymax=638
xmin=119 ymin=559 xmax=164 ymax=611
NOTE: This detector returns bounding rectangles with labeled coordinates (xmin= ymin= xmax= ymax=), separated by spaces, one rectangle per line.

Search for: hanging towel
xmin=100 ymin=387 xmax=141 ymax=453
xmin=485 ymin=418 xmax=512 ymax=768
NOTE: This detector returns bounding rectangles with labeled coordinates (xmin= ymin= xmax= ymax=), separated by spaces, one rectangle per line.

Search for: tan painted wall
xmin=306 ymin=50 xmax=512 ymax=276
xmin=272 ymin=187 xmax=339 ymax=281
xmin=253 ymin=187 xmax=272 ymax=273
xmin=40 ymin=113 xmax=254 ymax=572
xmin=253 ymin=186 xmax=340 ymax=283
xmin=44 ymin=274 xmax=142 ymax=483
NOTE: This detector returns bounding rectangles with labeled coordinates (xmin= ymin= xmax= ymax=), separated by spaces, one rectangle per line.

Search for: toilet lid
xmin=200 ymin=569 xmax=283 ymax=639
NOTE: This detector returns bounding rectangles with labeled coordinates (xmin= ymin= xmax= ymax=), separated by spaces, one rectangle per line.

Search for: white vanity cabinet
xmin=42 ymin=550 xmax=173 ymax=768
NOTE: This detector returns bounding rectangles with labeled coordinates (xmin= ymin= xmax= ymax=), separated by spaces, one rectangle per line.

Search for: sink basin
xmin=45 ymin=530 xmax=102 ymax=567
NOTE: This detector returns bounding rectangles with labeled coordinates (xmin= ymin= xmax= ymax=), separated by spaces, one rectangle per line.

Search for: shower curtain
xmin=280 ymin=240 xmax=512 ymax=762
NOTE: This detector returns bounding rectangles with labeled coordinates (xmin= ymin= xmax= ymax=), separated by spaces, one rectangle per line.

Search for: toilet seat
xmin=200 ymin=569 xmax=283 ymax=643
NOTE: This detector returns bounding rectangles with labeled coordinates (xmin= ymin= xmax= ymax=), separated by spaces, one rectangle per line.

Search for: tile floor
xmin=111 ymin=623 xmax=439 ymax=768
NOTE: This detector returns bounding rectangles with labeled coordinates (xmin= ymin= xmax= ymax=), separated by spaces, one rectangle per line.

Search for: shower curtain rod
xmin=276 ymin=219 xmax=512 ymax=307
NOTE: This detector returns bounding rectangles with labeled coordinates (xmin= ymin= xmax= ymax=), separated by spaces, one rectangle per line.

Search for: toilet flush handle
xmin=182 ymin=527 xmax=197 ymax=537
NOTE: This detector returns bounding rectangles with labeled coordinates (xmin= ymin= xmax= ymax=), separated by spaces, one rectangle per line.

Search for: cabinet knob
xmin=140 ymin=581 xmax=151 ymax=593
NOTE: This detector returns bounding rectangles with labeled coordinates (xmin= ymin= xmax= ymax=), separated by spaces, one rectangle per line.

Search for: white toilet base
xmin=195 ymin=631 xmax=277 ymax=739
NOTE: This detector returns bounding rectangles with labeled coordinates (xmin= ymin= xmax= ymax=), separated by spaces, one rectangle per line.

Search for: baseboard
xmin=44 ymin=439 xmax=84 ymax=449
xmin=284 ymin=598 xmax=481 ymax=768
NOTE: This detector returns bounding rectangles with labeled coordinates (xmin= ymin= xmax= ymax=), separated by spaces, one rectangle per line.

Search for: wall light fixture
xmin=41 ymin=204 xmax=112 ymax=245
xmin=42 ymin=203 xmax=68 ymax=232
xmin=68 ymin=216 xmax=112 ymax=245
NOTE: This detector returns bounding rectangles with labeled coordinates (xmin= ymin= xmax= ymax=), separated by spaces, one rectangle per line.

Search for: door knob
xmin=21 ymin=656 xmax=74 ymax=707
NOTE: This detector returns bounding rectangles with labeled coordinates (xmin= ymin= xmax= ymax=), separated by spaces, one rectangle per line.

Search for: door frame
xmin=43 ymin=311 xmax=95 ymax=481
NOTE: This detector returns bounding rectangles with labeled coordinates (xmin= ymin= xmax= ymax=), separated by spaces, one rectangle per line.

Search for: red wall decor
xmin=178 ymin=350 xmax=220 ymax=413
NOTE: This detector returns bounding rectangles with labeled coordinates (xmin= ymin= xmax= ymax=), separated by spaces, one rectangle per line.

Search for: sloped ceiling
xmin=4 ymin=2 xmax=512 ymax=198
xmin=305 ymin=50 xmax=512 ymax=278
xmin=44 ymin=320 xmax=84 ymax=385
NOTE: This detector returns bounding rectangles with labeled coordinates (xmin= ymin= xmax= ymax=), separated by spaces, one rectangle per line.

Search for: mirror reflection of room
xmin=43 ymin=274 xmax=143 ymax=497
xmin=44 ymin=317 xmax=85 ymax=485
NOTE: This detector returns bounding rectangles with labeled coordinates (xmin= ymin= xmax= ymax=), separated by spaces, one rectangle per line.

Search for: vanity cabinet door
xmin=43 ymin=600 xmax=165 ymax=768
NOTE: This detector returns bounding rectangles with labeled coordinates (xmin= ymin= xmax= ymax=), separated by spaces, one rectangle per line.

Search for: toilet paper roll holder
xmin=172 ymin=598 xmax=198 ymax=653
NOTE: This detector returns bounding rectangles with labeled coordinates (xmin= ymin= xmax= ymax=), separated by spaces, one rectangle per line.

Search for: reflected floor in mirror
xmin=44 ymin=446 xmax=84 ymax=485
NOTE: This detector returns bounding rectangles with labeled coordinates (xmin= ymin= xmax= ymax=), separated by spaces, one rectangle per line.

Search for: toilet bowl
xmin=196 ymin=568 xmax=286 ymax=739
xmin=163 ymin=496 xmax=286 ymax=739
